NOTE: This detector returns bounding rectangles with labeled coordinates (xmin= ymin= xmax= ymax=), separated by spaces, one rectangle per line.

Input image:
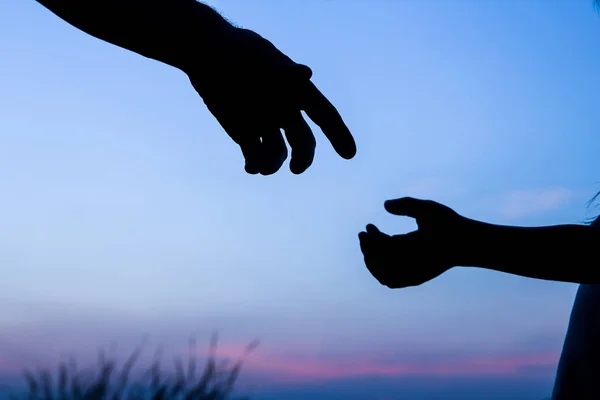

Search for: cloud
xmin=0 ymin=316 xmax=562 ymax=388
xmin=185 ymin=343 xmax=560 ymax=384
xmin=501 ymin=188 xmax=572 ymax=219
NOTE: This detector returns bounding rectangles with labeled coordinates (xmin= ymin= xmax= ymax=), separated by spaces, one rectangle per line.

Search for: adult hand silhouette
xmin=358 ymin=197 xmax=469 ymax=288
xmin=36 ymin=0 xmax=355 ymax=176
xmin=186 ymin=27 xmax=356 ymax=176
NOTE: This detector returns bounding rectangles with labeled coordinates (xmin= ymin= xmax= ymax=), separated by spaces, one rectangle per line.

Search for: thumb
xmin=292 ymin=64 xmax=313 ymax=80
xmin=384 ymin=197 xmax=435 ymax=218
xmin=275 ymin=63 xmax=312 ymax=84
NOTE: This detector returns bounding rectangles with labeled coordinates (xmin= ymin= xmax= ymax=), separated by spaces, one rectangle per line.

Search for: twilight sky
xmin=1 ymin=0 xmax=600 ymax=399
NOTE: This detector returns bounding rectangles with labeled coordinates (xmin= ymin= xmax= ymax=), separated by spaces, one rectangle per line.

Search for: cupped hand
xmin=185 ymin=26 xmax=356 ymax=175
xmin=358 ymin=197 xmax=468 ymax=288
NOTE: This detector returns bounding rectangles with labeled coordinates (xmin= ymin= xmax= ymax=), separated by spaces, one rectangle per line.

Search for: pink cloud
xmin=0 ymin=333 xmax=560 ymax=386
xmin=184 ymin=343 xmax=560 ymax=384
xmin=0 ymin=357 xmax=25 ymax=373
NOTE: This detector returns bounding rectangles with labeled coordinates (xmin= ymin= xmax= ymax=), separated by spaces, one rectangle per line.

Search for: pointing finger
xmin=300 ymin=82 xmax=356 ymax=160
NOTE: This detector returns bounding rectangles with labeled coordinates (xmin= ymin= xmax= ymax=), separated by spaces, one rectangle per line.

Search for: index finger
xmin=300 ymin=82 xmax=356 ymax=160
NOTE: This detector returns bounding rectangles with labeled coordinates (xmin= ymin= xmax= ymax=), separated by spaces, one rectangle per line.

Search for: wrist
xmin=168 ymin=3 xmax=235 ymax=70
xmin=450 ymin=217 xmax=489 ymax=268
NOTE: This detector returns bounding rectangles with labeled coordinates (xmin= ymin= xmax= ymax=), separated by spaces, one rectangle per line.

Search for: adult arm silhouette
xmin=358 ymin=197 xmax=600 ymax=287
xmin=35 ymin=0 xmax=356 ymax=175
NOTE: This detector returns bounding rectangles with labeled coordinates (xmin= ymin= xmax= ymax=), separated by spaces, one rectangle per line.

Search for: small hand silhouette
xmin=358 ymin=197 xmax=468 ymax=288
xmin=186 ymin=27 xmax=356 ymax=175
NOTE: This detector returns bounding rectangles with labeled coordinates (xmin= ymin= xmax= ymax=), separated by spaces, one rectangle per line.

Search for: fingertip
xmin=260 ymin=166 xmax=280 ymax=176
xmin=242 ymin=147 xmax=262 ymax=175
xmin=329 ymin=129 xmax=356 ymax=160
xmin=358 ymin=232 xmax=369 ymax=252
xmin=340 ymin=140 xmax=357 ymax=160
xmin=259 ymin=154 xmax=286 ymax=176
xmin=296 ymin=64 xmax=313 ymax=80
xmin=290 ymin=158 xmax=310 ymax=175
xmin=383 ymin=199 xmax=397 ymax=209
xmin=365 ymin=224 xmax=379 ymax=232
xmin=245 ymin=162 xmax=260 ymax=175
xmin=290 ymin=168 xmax=306 ymax=175
xmin=384 ymin=198 xmax=406 ymax=214
xmin=384 ymin=196 xmax=426 ymax=217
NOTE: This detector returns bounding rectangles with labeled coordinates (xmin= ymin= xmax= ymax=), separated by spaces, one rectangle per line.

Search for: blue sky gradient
xmin=2 ymin=0 xmax=600 ymax=398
